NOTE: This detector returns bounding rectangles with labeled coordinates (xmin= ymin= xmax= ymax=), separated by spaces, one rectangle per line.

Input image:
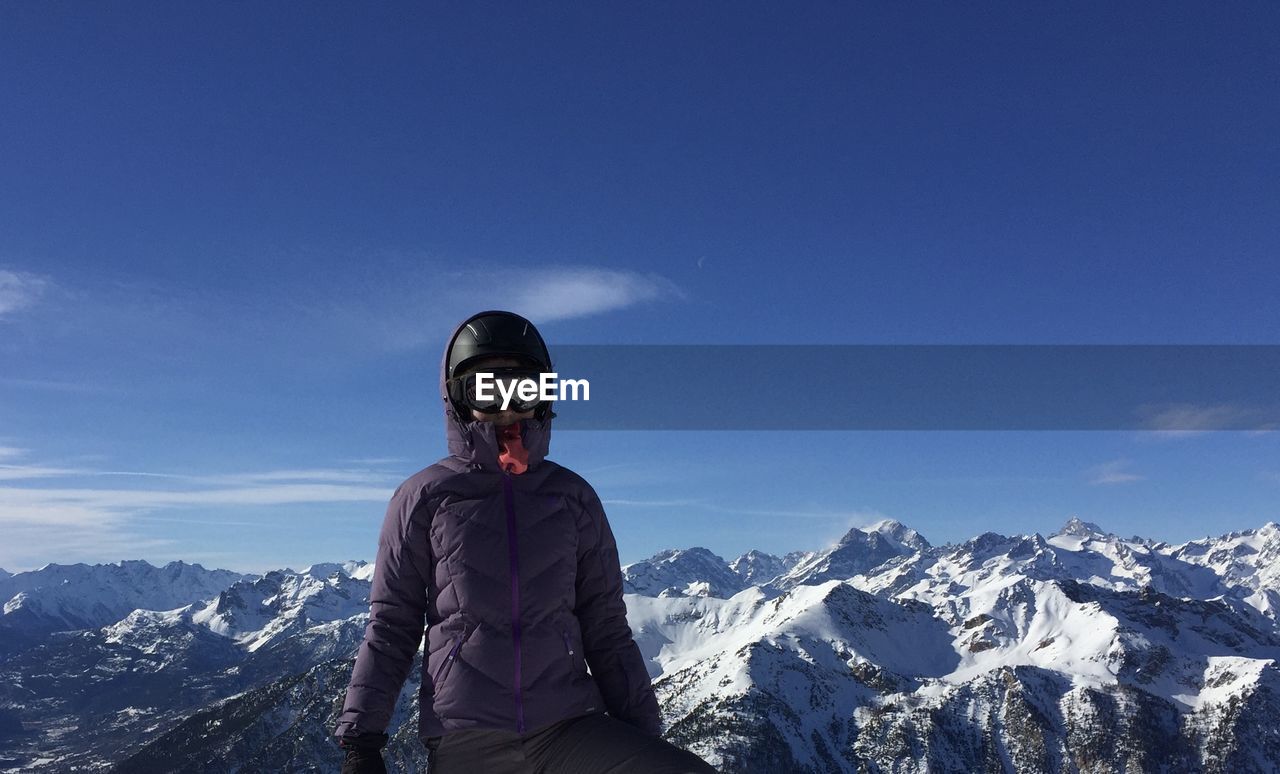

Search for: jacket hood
xmin=439 ymin=313 xmax=553 ymax=473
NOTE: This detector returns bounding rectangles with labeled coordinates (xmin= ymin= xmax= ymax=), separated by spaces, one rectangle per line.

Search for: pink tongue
xmin=496 ymin=422 xmax=529 ymax=474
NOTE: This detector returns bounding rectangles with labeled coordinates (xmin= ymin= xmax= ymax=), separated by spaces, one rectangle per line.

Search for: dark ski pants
xmin=425 ymin=711 xmax=719 ymax=773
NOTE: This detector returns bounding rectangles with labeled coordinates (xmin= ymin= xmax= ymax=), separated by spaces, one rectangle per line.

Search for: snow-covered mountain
xmin=622 ymin=519 xmax=928 ymax=597
xmin=191 ymin=566 xmax=371 ymax=652
xmin=623 ymin=547 xmax=748 ymax=598
xmin=0 ymin=560 xmax=245 ymax=638
xmin=0 ymin=559 xmax=249 ymax=668
xmin=770 ymin=518 xmax=931 ymax=590
xmin=0 ymin=559 xmax=374 ymax=772
xmin=298 ymin=560 xmax=375 ymax=583
xmin=4 ymin=521 xmax=1280 ymax=772
xmin=1165 ymin=521 xmax=1280 ymax=617
xmin=727 ymin=549 xmax=791 ymax=586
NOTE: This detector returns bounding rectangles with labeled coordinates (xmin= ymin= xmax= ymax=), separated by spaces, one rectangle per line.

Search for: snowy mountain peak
xmin=832 ymin=519 xmax=930 ymax=552
xmin=865 ymin=517 xmax=902 ymax=530
xmin=769 ymin=522 xmax=925 ymax=590
xmin=1056 ymin=516 xmax=1109 ymax=538
xmin=863 ymin=518 xmax=932 ymax=551
xmin=729 ymin=550 xmax=789 ymax=586
xmin=623 ymin=546 xmax=744 ymax=598
xmin=299 ymin=560 xmax=370 ymax=580
xmin=192 ymin=567 xmax=370 ymax=649
xmin=0 ymin=560 xmax=247 ymax=637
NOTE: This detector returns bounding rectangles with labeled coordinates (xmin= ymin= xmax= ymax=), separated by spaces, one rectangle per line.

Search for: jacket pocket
xmin=561 ymin=628 xmax=580 ymax=676
xmin=433 ymin=622 xmax=475 ymax=693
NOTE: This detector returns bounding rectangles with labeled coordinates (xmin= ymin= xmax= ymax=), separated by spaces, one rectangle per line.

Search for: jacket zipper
xmin=433 ymin=622 xmax=474 ymax=691
xmin=433 ymin=635 xmax=459 ymax=688
xmin=561 ymin=629 xmax=575 ymax=672
xmin=503 ymin=471 xmax=525 ymax=733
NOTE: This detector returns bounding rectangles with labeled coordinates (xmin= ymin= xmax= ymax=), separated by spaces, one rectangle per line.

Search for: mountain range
xmin=2 ymin=517 xmax=1278 ymax=772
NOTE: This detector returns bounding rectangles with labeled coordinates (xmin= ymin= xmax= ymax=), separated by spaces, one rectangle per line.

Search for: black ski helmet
xmin=445 ymin=310 xmax=554 ymax=420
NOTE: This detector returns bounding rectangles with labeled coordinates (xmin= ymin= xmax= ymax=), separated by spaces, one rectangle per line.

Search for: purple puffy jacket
xmin=333 ymin=316 xmax=662 ymax=749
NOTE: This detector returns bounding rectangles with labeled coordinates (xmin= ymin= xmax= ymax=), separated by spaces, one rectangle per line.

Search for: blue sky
xmin=1 ymin=2 xmax=1277 ymax=574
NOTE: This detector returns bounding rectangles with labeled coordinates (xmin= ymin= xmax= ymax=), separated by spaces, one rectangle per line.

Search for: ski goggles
xmin=448 ymin=367 xmax=547 ymax=414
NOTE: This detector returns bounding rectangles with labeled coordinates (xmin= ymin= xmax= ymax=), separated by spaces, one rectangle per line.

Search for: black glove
xmin=425 ymin=735 xmax=442 ymax=769
xmin=341 ymin=746 xmax=388 ymax=774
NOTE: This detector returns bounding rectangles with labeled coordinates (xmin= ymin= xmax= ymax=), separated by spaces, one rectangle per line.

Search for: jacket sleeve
xmin=332 ymin=481 xmax=434 ymax=749
xmin=574 ymin=483 xmax=663 ymax=737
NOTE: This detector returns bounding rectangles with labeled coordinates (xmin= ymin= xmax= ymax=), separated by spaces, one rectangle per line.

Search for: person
xmin=333 ymin=310 xmax=718 ymax=773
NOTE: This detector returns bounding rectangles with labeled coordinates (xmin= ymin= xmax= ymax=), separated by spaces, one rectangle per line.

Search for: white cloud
xmin=603 ymin=496 xmax=892 ymax=557
xmin=0 ymin=268 xmax=50 ymax=317
xmin=192 ymin=468 xmax=404 ymax=486
xmin=0 ymin=464 xmax=85 ymax=480
xmin=239 ymin=261 xmax=686 ymax=357
xmin=0 ymin=376 xmax=122 ymax=393
xmin=0 ymin=462 xmax=403 ymax=486
xmin=1136 ymin=402 xmax=1280 ymax=438
xmin=496 ymin=267 xmax=686 ymax=323
xmin=0 ymin=500 xmax=179 ymax=571
xmin=601 ymin=496 xmax=881 ymax=522
xmin=604 ymin=497 xmax=708 ymax=508
xmin=0 ymin=261 xmax=685 ymax=380
xmin=342 ymin=456 xmax=411 ymax=466
xmin=1087 ymin=458 xmax=1144 ymax=485
xmin=0 ymin=460 xmax=397 ymax=569
xmin=0 ymin=482 xmax=391 ymax=511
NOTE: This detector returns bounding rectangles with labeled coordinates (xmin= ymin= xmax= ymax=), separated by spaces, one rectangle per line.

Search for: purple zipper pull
xmin=433 ymin=634 xmax=460 ymax=685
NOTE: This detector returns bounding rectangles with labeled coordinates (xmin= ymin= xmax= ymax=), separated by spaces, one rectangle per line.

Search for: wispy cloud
xmin=602 ymin=496 xmax=878 ymax=521
xmin=4 ymin=520 xmax=179 ymax=570
xmin=604 ymin=497 xmax=709 ymax=508
xmin=579 ymin=462 xmax=647 ymax=476
xmin=193 ymin=469 xmax=404 ymax=486
xmin=1 ymin=262 xmax=685 ymax=386
xmin=704 ymin=503 xmax=888 ymax=521
xmin=0 ymin=376 xmax=124 ymax=394
xmin=342 ymin=456 xmax=411 ymax=466
xmin=0 ymin=463 xmax=85 ymax=480
xmin=1136 ymin=402 xmax=1280 ymax=438
xmin=0 ymin=459 xmax=397 ymax=570
xmin=1087 ymin=458 xmax=1144 ymax=485
xmin=0 ymin=463 xmax=402 ymax=486
xmin=494 ymin=267 xmax=686 ymax=323
xmin=254 ymin=261 xmax=686 ymax=356
xmin=604 ymin=496 xmax=895 ymax=557
xmin=0 ymin=268 xmax=50 ymax=318
xmin=0 ymin=481 xmax=393 ymax=510
xmin=0 ymin=497 xmax=182 ymax=571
